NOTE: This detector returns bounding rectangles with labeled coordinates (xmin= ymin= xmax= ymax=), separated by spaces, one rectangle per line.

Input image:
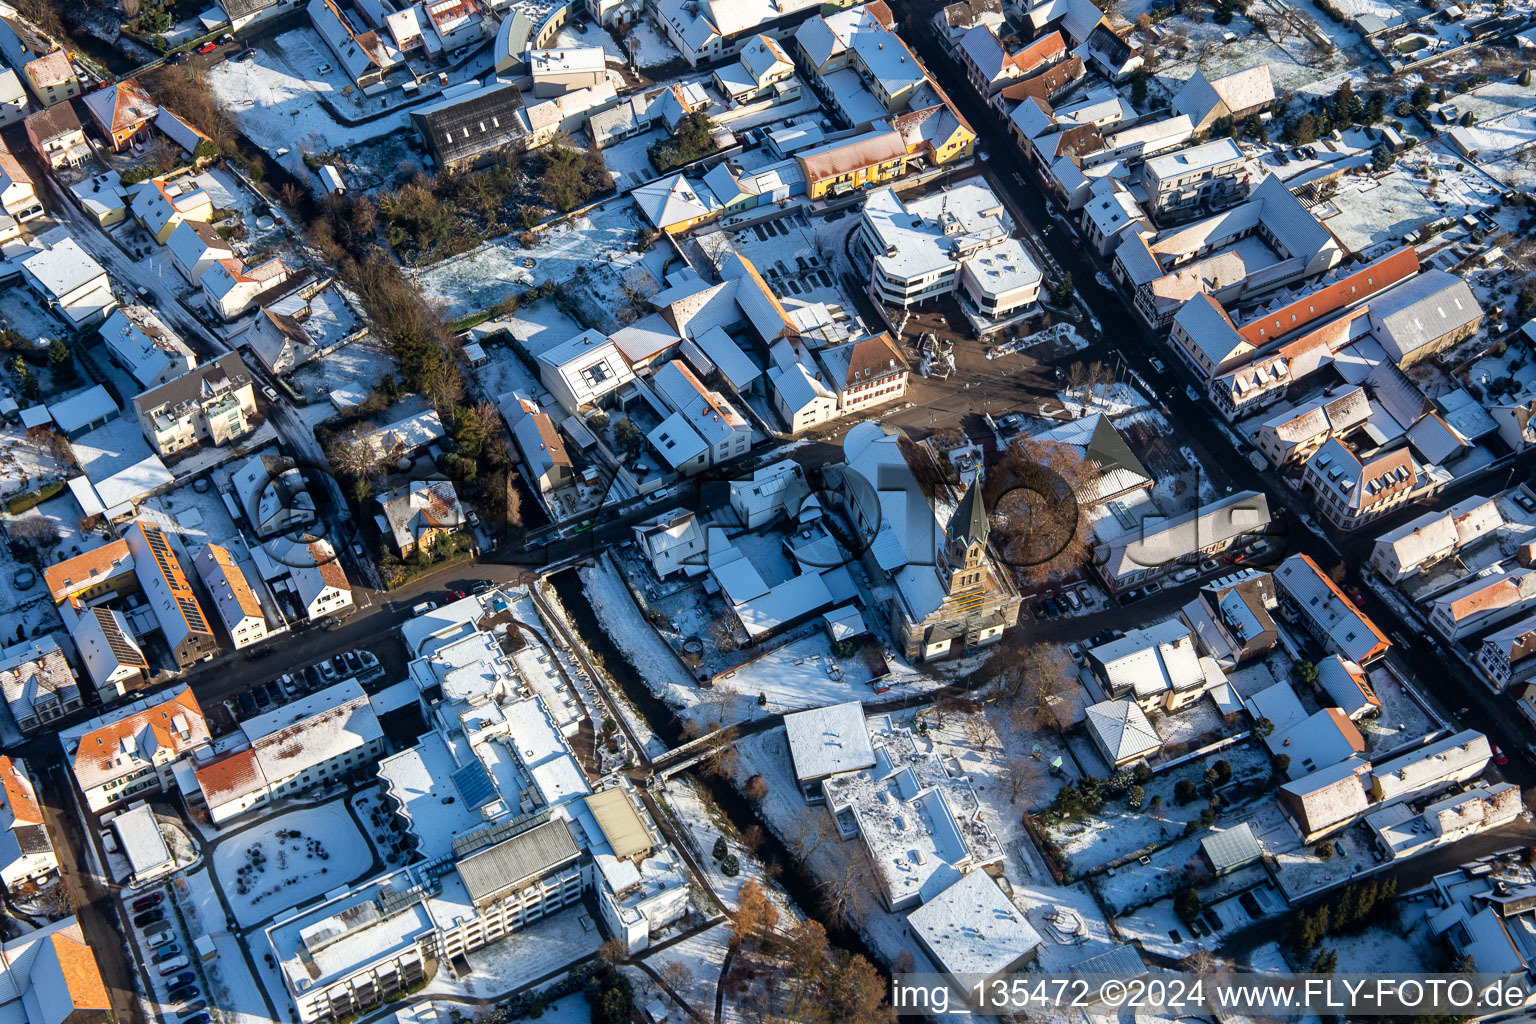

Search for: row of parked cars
xmin=1032 ymin=583 xmax=1097 ymax=619
xmin=129 ymin=892 xmax=209 ymax=1024
xmin=235 ymin=650 xmax=383 ymax=716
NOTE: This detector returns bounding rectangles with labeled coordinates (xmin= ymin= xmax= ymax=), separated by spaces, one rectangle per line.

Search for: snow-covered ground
xmin=207 ymin=30 xmax=423 ymax=156
xmin=175 ymin=867 xmax=292 ymax=1024
xmin=580 ymin=557 xmax=704 ymax=714
xmin=415 ymin=199 xmax=669 ymax=324
xmin=597 ymin=129 xmax=664 ymax=191
xmin=290 ymin=333 xmax=397 ymax=411
xmin=473 ymin=342 xmax=550 ymax=406
xmin=1055 ymin=381 xmax=1150 ymax=419
xmin=210 ymin=801 xmax=375 ymax=928
xmin=625 ymin=21 xmax=682 ymax=68
xmin=639 ymin=923 xmax=729 ymax=1021
xmin=422 ymin=907 xmax=603 ymax=998
xmin=469 ymin=297 xmax=584 ymax=359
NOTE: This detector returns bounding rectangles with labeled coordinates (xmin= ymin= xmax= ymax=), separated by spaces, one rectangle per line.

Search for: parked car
xmin=252 ymin=687 xmax=270 ymax=709
xmin=132 ymin=893 xmax=162 ymax=913
xmin=217 ymin=32 xmax=233 ymax=41
xmin=1184 ymin=384 xmax=1201 ymax=402
xmin=1062 ymin=590 xmax=1080 ymax=611
xmin=175 ymin=1002 xmax=207 ymax=1019
xmin=133 ymin=909 xmax=163 ymax=929
xmin=1491 ymin=741 xmax=1509 ymax=766
xmin=1144 ymin=581 xmax=1163 ymax=596
xmin=1120 ymin=587 xmax=1144 ymax=604
xmin=466 ymin=510 xmax=481 ymax=528
xmin=411 ymin=601 xmax=437 ymax=616
xmin=1077 ymin=585 xmax=1094 ymax=606
xmin=166 ymin=986 xmax=198 ymax=1005
xmin=1148 ymin=355 xmax=1166 ymax=373
xmin=262 ymin=386 xmax=279 ymax=402
xmin=1515 ymin=491 xmax=1536 ymax=513
xmin=244 ymin=646 xmax=273 ymax=661
xmin=1420 ymin=631 xmax=1441 ymax=652
xmin=237 ymin=691 xmax=257 ymax=715
xmin=158 ymin=958 xmax=190 ymax=976
xmin=153 ymin=947 xmax=183 ymax=964
xmin=145 ymin=929 xmax=174 ymax=949
xmin=321 ymin=616 xmax=343 ymax=631
xmin=167 ymin=971 xmax=197 ymax=988
xmin=1173 ymin=567 xmax=1198 ymax=583
xmin=448 ymin=590 xmax=467 ymax=600
xmin=235 ymin=47 xmax=257 ymax=61
xmin=197 ymin=40 xmax=218 ymax=53
xmin=167 ymin=51 xmax=187 ymax=64
xmin=471 ymin=580 xmax=495 ymax=594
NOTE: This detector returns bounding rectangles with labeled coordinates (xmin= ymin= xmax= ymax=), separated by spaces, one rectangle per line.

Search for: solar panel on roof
xmin=452 ymin=760 xmax=496 ymax=806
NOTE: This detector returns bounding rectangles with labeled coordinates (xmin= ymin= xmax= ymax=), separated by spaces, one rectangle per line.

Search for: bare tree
xmin=326 ymin=422 xmax=385 ymax=481
xmin=818 ymin=836 xmax=878 ymax=929
xmin=961 ymin=712 xmax=996 ymax=752
xmin=1004 ymin=756 xmax=1047 ymax=806
xmin=658 ymin=959 xmax=693 ymax=995
xmin=993 ymin=641 xmax=1078 ymax=733
xmin=988 ymin=435 xmax=1094 ymax=586
xmin=9 ymin=517 xmax=60 ymax=558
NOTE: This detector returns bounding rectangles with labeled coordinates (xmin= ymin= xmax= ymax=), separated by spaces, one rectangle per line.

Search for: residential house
xmin=22 ymin=98 xmax=85 ymax=168
xmin=232 ymin=452 xmax=316 ymax=539
xmin=166 ymin=220 xmax=233 ymax=286
xmin=909 ymin=870 xmax=1041 ymax=993
xmin=1085 ymin=698 xmax=1161 ymax=766
xmin=21 ymin=232 xmax=115 ymax=328
xmin=1172 ymin=66 xmax=1275 ymax=131
xmin=130 ymin=177 xmax=213 ymax=244
xmin=99 ymin=305 xmax=197 ymax=389
xmin=1368 ymin=731 xmax=1491 ymax=805
xmin=154 ymin=108 xmax=210 ymax=158
xmin=1080 ymin=178 xmax=1152 ymax=257
xmin=1274 ymin=553 xmax=1391 ymax=665
xmin=308 ymin=0 xmax=398 ymax=88
xmin=634 ymin=509 xmax=707 ymax=578
xmin=60 ymin=686 xmax=209 ymax=812
xmin=124 ymin=519 xmax=218 ymax=668
xmin=1429 ymin=567 xmax=1536 ymax=640
xmin=1086 ymin=618 xmax=1214 ymax=714
xmin=817 ymin=333 xmax=909 ymax=415
xmin=1253 ymin=387 xmax=1370 ymax=468
xmin=69 ymin=606 xmax=149 ymax=701
xmin=1477 ymin=614 xmax=1536 ymax=691
xmin=0 ymin=637 xmax=82 ymax=735
xmin=44 ymin=540 xmax=136 ymax=607
xmin=238 ymin=308 xmax=317 ymax=376
xmin=0 ymin=18 xmax=79 ymax=107
xmin=647 ymin=360 xmax=751 ymax=474
xmin=133 ymin=353 xmax=259 ymax=458
xmin=831 ymin=424 xmax=1020 ymax=661
xmin=729 ymin=460 xmax=804 ymax=528
xmin=0 ymin=756 xmax=55 ymax=890
xmin=632 ymin=173 xmax=721 ymax=235
xmin=654 ymin=0 xmax=827 ymax=67
xmin=0 ymin=148 xmax=41 ymax=222
xmin=69 ymin=170 xmax=129 ymax=228
xmin=1179 ymin=569 xmax=1278 ymax=667
xmin=712 ymin=34 xmax=795 ymax=103
xmin=375 ymin=481 xmax=465 ymax=556
xmin=932 ymin=0 xmax=1004 ymax=52
xmin=194 ymin=544 xmax=268 ymax=650
xmin=1316 ymin=655 xmax=1381 ymax=720
xmin=201 ymin=257 xmax=291 ymax=320
xmin=1140 ymin=138 xmax=1250 ymax=223
xmin=256 ymin=538 xmax=353 ymax=622
xmin=795 ymin=128 xmax=908 ymax=200
xmin=892 ymin=94 xmax=976 ymax=167
xmin=82 ymin=79 xmax=158 ymax=151
xmin=0 ymin=68 xmax=27 ymax=125
xmin=409 ymin=79 xmax=528 ymax=171
xmin=1303 ymin=439 xmax=1429 ymax=532
xmin=0 ymin=916 xmax=112 ymax=1024
xmin=1368 ymin=495 xmax=1502 ymax=583
xmin=507 ymin=400 xmax=572 ymax=493
xmin=768 ymin=357 xmax=838 ymax=433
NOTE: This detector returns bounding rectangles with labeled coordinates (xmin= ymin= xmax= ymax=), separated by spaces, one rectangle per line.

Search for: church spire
xmin=948 ymin=473 xmax=989 ymax=551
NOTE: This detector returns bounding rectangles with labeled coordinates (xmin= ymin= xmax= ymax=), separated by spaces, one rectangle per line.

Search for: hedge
xmin=8 ymin=481 xmax=64 ymax=515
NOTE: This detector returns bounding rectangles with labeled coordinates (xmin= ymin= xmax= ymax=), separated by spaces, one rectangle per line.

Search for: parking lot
xmin=226 ymin=648 xmax=384 ymax=719
xmin=126 ymin=887 xmax=210 ymax=1024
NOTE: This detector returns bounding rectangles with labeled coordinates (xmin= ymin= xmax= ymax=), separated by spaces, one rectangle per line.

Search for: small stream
xmin=547 ymin=568 xmax=886 ymax=969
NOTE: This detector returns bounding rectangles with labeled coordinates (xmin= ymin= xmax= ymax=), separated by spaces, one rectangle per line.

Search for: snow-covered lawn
xmin=423 ymin=907 xmax=603 ymax=998
xmin=289 ymin=333 xmax=397 ymax=410
xmin=211 ymin=801 xmax=375 ymax=928
xmin=625 ymin=21 xmax=682 ymax=68
xmin=469 ymin=297 xmax=585 ymax=360
xmin=415 ymin=199 xmax=668 ymax=324
xmin=658 ymin=775 xmax=793 ymax=917
xmin=473 ymin=343 xmax=550 ymax=406
xmin=207 ymin=30 xmax=417 ymax=156
xmin=597 ymin=129 xmax=664 ymax=191
xmin=1055 ymin=381 xmax=1149 ymax=419
xmin=640 ymin=923 xmax=729 ymax=1021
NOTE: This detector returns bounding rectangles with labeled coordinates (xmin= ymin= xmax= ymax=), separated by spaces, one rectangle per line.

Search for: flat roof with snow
xmin=112 ymin=803 xmax=172 ymax=879
xmin=783 ymin=700 xmax=875 ymax=784
xmin=908 ymin=870 xmax=1042 ymax=980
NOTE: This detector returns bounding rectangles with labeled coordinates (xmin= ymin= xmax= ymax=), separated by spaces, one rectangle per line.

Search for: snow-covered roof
xmin=1369 ymin=270 xmax=1483 ymax=365
xmin=734 ymin=572 xmax=834 ymax=640
xmin=1088 ymin=618 xmax=1202 ymax=699
xmin=61 ymin=686 xmax=205 ymax=792
xmin=99 ymin=305 xmax=196 ymax=388
xmin=1095 ymin=490 xmax=1270 ymax=582
xmin=21 ymin=235 xmax=107 ymax=301
xmin=1143 ymin=137 xmax=1244 ymax=184
xmin=1200 ymin=821 xmax=1261 ymax=872
xmin=1173 ymin=66 xmax=1274 ymax=122
xmin=1084 ymin=698 xmax=1159 ymax=763
xmin=111 ymin=803 xmax=171 ymax=879
xmin=1272 ymin=707 xmax=1365 ymax=777
xmin=1370 ymin=730 xmax=1490 ymax=802
xmin=1317 ymin=655 xmax=1380 ymax=719
xmin=907 ymin=870 xmax=1042 ymax=979
xmin=242 ymin=678 xmax=381 ymax=784
xmin=783 ymin=701 xmax=875 ymax=783
xmin=46 ymin=386 xmax=115 ymax=436
xmin=633 ymin=174 xmax=719 ymax=231
xmin=1274 ymin=554 xmax=1390 ymax=664
xmin=688 ymin=325 xmax=761 ymax=391
xmin=0 ymin=637 xmax=79 ymax=726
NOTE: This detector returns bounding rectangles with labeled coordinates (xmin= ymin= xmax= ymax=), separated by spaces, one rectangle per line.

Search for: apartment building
xmin=1368 ymin=495 xmax=1503 ymax=583
xmin=1477 ymin=614 xmax=1536 ymax=691
xmin=194 ymin=543 xmax=268 ymax=650
xmin=1303 ymin=440 xmax=1428 ymax=532
xmin=125 ymin=519 xmax=218 ymax=668
xmin=133 ymin=353 xmax=259 ymax=458
xmin=61 ymin=687 xmax=210 ymax=812
xmin=0 ymin=637 xmax=82 ymax=734
xmin=1253 ymin=387 xmax=1369 ymax=468
xmin=1140 ymin=138 xmax=1250 ymax=223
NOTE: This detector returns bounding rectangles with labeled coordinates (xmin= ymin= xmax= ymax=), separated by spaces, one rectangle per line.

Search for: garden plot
xmin=0 ymin=425 xmax=67 ymax=499
xmin=1151 ymin=5 xmax=1353 ymax=97
xmin=1317 ymin=169 xmax=1464 ymax=254
xmin=194 ymin=167 xmax=288 ymax=254
xmin=414 ymin=199 xmax=670 ymax=326
xmin=474 ymin=343 xmax=552 ymax=406
xmin=598 ymin=129 xmax=664 ymax=191
xmin=1328 ymin=902 xmax=1436 ymax=972
xmin=211 ymin=801 xmax=374 ymax=928
xmin=471 ymin=298 xmax=584 ymax=360
xmin=625 ymin=21 xmax=683 ymax=69
xmin=1042 ymin=741 xmax=1272 ymax=877
xmin=1247 ymin=800 xmax=1379 ymax=902
xmin=289 ymin=334 xmax=396 ymax=412
xmin=1353 ymin=667 xmax=1433 ymax=757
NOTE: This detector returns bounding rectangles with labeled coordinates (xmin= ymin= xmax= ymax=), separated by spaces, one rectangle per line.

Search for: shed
xmin=18 ymin=405 xmax=50 ymax=430
xmin=193 ymin=934 xmax=217 ymax=961
xmin=1200 ymin=821 xmax=1262 ymax=875
xmin=318 ymin=164 xmax=345 ymax=195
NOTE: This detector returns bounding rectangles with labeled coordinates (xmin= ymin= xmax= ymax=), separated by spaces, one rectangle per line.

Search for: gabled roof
xmin=633 ymin=173 xmax=719 ymax=231
xmin=818 ymin=332 xmax=907 ymax=389
xmin=0 ymin=756 xmax=41 ymax=826
xmin=1085 ymin=698 xmax=1160 ymax=762
xmin=1370 ymin=270 xmax=1483 ymax=364
xmin=1317 ymin=655 xmax=1381 ymax=717
xmin=23 ymin=101 xmax=81 ymax=144
xmin=796 ymin=128 xmax=906 ymax=182
xmin=83 ymin=79 xmax=158 ymax=135
xmin=68 ymin=686 xmax=207 ymax=790
xmin=1275 ymin=554 xmax=1390 ymax=663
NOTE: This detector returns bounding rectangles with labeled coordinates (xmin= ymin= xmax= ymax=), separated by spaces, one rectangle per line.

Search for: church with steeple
xmin=831 ymin=422 xmax=1021 ymax=662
